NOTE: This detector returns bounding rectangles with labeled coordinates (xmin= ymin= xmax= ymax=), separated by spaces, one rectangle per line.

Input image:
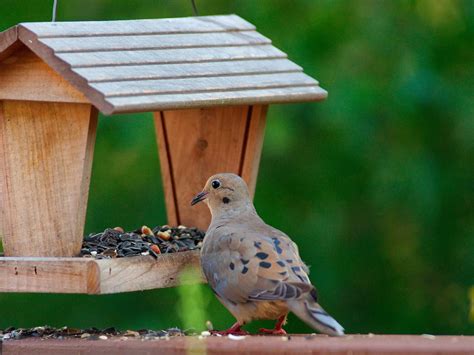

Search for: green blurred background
xmin=0 ymin=0 xmax=473 ymax=335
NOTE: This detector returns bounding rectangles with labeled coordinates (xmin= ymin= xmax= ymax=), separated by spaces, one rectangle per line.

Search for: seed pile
xmin=0 ymin=326 xmax=186 ymax=341
xmin=81 ymin=225 xmax=205 ymax=259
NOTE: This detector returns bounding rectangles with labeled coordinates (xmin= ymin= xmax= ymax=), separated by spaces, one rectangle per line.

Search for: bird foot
xmin=210 ymin=329 xmax=250 ymax=336
xmin=258 ymin=327 xmax=287 ymax=335
xmin=209 ymin=322 xmax=249 ymax=336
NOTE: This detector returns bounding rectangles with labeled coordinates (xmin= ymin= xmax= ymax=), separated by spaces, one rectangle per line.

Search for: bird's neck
xmin=209 ymin=201 xmax=260 ymax=226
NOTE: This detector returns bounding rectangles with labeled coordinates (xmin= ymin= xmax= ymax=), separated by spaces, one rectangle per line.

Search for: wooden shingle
xmin=0 ymin=15 xmax=326 ymax=114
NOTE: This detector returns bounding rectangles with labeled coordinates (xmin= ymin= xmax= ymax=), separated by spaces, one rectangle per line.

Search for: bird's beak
xmin=191 ymin=191 xmax=208 ymax=206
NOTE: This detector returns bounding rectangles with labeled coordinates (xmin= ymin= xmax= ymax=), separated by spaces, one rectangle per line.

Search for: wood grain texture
xmin=40 ymin=31 xmax=270 ymax=53
xmin=0 ymin=26 xmax=18 ymax=52
xmin=60 ymin=45 xmax=286 ymax=68
xmin=0 ymin=46 xmax=88 ymax=103
xmin=4 ymin=335 xmax=474 ymax=355
xmin=93 ymin=72 xmax=316 ymax=97
xmin=97 ymin=251 xmax=204 ymax=294
xmin=154 ymin=105 xmax=267 ymax=230
xmin=0 ymin=26 xmax=20 ymax=61
xmin=16 ymin=26 xmax=114 ymax=114
xmin=154 ymin=107 xmax=249 ymax=229
xmin=0 ymin=101 xmax=98 ymax=257
xmin=0 ymin=257 xmax=99 ymax=294
xmin=20 ymin=15 xmax=255 ymax=38
xmin=0 ymin=251 xmax=203 ymax=294
xmin=75 ymin=59 xmax=301 ymax=83
xmin=109 ymin=86 xmax=327 ymax=113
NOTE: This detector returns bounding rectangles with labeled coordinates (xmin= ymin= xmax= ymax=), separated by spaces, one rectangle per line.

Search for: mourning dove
xmin=191 ymin=173 xmax=344 ymax=336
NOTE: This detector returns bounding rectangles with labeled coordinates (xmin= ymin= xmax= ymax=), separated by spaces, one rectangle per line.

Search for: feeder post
xmin=154 ymin=105 xmax=267 ymax=230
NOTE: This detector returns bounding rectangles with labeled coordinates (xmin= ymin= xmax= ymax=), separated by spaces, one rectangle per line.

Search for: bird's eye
xmin=211 ymin=180 xmax=221 ymax=189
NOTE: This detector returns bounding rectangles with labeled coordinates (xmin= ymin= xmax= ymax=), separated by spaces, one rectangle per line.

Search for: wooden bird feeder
xmin=0 ymin=15 xmax=326 ymax=294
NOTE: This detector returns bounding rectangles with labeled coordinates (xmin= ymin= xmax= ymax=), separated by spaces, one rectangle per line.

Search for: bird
xmin=191 ymin=173 xmax=344 ymax=336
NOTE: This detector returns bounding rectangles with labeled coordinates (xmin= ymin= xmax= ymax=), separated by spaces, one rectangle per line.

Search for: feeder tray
xmin=0 ymin=15 xmax=326 ymax=294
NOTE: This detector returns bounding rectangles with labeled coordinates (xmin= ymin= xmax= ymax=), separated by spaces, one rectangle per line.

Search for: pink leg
xmin=210 ymin=321 xmax=249 ymax=336
xmin=259 ymin=315 xmax=288 ymax=335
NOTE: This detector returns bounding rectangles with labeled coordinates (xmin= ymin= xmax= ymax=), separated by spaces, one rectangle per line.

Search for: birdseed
xmin=0 ymin=326 xmax=187 ymax=341
xmin=80 ymin=225 xmax=205 ymax=259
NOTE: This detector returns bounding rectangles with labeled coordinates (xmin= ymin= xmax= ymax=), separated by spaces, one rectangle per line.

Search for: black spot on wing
xmin=259 ymin=261 xmax=271 ymax=269
xmin=229 ymin=262 xmax=235 ymax=270
xmin=286 ymin=259 xmax=293 ymax=263
xmin=276 ymin=260 xmax=285 ymax=267
xmin=255 ymin=252 xmax=269 ymax=260
xmin=272 ymin=238 xmax=283 ymax=254
xmin=240 ymin=258 xmax=249 ymax=265
xmin=291 ymin=266 xmax=301 ymax=272
xmin=242 ymin=266 xmax=249 ymax=274
xmin=254 ymin=241 xmax=262 ymax=250
xmin=310 ymin=288 xmax=318 ymax=302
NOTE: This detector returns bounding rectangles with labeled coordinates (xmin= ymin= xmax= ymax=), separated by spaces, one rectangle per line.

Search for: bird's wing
xmin=201 ymin=225 xmax=314 ymax=305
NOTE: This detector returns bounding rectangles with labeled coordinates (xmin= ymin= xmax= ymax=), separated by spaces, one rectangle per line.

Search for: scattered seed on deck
xmin=0 ymin=326 xmax=187 ymax=341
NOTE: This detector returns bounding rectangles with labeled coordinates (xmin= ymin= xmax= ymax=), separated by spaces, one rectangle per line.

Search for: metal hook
xmin=191 ymin=0 xmax=199 ymax=16
xmin=52 ymin=0 xmax=58 ymax=22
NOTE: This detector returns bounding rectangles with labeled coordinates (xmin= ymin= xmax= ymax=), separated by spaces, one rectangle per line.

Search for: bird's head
xmin=191 ymin=173 xmax=253 ymax=218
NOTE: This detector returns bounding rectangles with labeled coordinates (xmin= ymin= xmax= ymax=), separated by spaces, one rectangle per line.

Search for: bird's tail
xmin=288 ymin=296 xmax=344 ymax=336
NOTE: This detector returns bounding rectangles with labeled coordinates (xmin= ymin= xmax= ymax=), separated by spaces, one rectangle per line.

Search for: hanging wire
xmin=191 ymin=0 xmax=199 ymax=16
xmin=52 ymin=0 xmax=58 ymax=22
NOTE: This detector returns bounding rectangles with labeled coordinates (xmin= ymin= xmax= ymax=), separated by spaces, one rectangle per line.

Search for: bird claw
xmin=258 ymin=327 xmax=287 ymax=335
xmin=210 ymin=329 xmax=250 ymax=336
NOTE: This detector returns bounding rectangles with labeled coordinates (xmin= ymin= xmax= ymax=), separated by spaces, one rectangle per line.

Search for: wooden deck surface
xmin=2 ymin=334 xmax=474 ymax=355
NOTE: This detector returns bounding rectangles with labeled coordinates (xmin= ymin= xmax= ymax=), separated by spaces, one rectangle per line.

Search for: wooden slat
xmin=0 ymin=251 xmax=203 ymax=294
xmin=109 ymin=86 xmax=327 ymax=113
xmin=97 ymin=251 xmax=204 ymax=294
xmin=74 ymin=59 xmax=302 ymax=83
xmin=154 ymin=106 xmax=250 ymax=230
xmin=5 ymin=335 xmax=474 ymax=355
xmin=20 ymin=15 xmax=255 ymax=38
xmin=40 ymin=31 xmax=270 ymax=53
xmin=94 ymin=72 xmax=316 ymax=97
xmin=0 ymin=257 xmax=99 ymax=294
xmin=58 ymin=45 xmax=286 ymax=68
xmin=0 ymin=46 xmax=88 ymax=103
xmin=0 ymin=101 xmax=98 ymax=257
xmin=0 ymin=26 xmax=18 ymax=55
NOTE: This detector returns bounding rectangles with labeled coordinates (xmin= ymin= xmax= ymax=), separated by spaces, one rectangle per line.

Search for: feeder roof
xmin=0 ymin=15 xmax=327 ymax=114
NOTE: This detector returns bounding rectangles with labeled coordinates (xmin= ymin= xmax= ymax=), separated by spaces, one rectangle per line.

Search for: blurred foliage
xmin=470 ymin=287 xmax=474 ymax=323
xmin=178 ymin=269 xmax=209 ymax=332
xmin=0 ymin=0 xmax=473 ymax=335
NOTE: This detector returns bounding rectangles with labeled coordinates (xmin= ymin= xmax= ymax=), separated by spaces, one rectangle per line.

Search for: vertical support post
xmin=0 ymin=100 xmax=98 ymax=257
xmin=154 ymin=105 xmax=267 ymax=230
